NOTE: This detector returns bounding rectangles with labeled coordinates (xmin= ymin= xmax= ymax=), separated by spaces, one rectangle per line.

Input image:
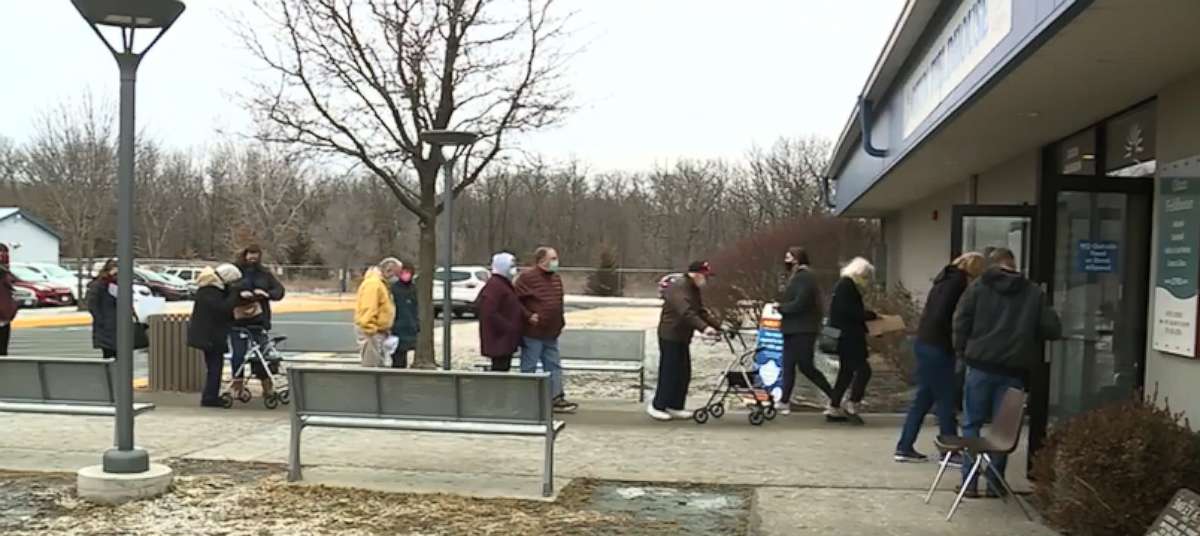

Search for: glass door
xmin=1047 ymin=190 xmax=1151 ymax=420
xmin=951 ymin=205 xmax=1036 ymax=272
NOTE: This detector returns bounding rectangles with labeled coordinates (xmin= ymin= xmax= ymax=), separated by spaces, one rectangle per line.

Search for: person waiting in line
xmin=354 ymin=259 xmax=398 ymax=368
xmin=88 ymin=259 xmax=120 ymax=359
xmin=893 ymin=252 xmax=985 ymax=463
xmin=188 ymin=264 xmax=243 ymax=408
xmin=826 ymin=257 xmax=878 ymax=424
xmin=953 ymin=247 xmax=1061 ymax=498
xmin=0 ymin=244 xmax=16 ymax=356
xmin=230 ymin=245 xmax=286 ymax=394
xmin=516 ymin=246 xmax=578 ymax=413
xmin=389 ymin=261 xmax=419 ymax=368
xmin=648 ymin=261 xmax=722 ymax=421
xmin=776 ymin=246 xmax=832 ymax=416
xmin=477 ymin=252 xmax=524 ymax=372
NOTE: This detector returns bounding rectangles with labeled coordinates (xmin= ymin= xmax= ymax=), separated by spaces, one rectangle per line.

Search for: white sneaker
xmin=666 ymin=408 xmax=692 ymax=419
xmin=646 ymin=405 xmax=672 ymax=421
xmin=844 ymin=401 xmax=859 ymax=416
xmin=824 ymin=405 xmax=846 ymax=418
xmin=778 ymin=405 xmax=791 ymax=415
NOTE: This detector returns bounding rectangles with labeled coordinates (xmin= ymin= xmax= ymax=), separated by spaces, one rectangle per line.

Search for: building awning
xmin=826 ymin=0 xmax=1200 ymax=216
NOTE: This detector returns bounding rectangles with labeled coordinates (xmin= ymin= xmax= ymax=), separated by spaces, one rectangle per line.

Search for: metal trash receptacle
xmin=148 ymin=314 xmax=205 ymax=392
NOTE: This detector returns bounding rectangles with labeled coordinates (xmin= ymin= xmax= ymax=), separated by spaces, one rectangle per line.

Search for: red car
xmin=8 ymin=265 xmax=74 ymax=307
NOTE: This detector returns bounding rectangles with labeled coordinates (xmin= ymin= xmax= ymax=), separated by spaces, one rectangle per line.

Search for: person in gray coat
xmin=777 ymin=247 xmax=833 ymax=414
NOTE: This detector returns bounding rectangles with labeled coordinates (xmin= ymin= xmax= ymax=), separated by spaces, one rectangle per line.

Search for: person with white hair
xmin=826 ymin=256 xmax=878 ymax=423
xmin=187 ymin=264 xmax=243 ymax=408
xmin=354 ymin=259 xmax=398 ymax=367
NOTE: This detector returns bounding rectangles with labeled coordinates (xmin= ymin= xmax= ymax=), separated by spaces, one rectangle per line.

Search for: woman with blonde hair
xmin=826 ymin=256 xmax=878 ymax=423
xmin=188 ymin=264 xmax=243 ymax=408
xmin=893 ymin=252 xmax=986 ymax=462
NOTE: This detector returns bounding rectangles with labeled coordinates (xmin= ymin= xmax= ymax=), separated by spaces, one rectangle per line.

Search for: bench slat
xmin=474 ymin=361 xmax=642 ymax=373
xmin=303 ymin=415 xmax=565 ymax=436
xmin=0 ymin=401 xmax=156 ymax=417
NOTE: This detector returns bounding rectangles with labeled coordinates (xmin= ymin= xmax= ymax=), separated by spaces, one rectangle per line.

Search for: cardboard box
xmin=867 ymin=314 xmax=906 ymax=337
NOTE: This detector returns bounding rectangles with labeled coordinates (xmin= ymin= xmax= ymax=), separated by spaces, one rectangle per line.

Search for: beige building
xmin=826 ymin=0 xmax=1200 ymax=463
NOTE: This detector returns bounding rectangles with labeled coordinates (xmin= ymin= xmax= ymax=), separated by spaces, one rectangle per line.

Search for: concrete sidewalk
xmin=0 ymin=395 xmax=1055 ymax=535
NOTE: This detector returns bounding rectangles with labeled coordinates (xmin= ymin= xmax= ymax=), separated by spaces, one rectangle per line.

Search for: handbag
xmin=818 ymin=323 xmax=841 ymax=355
xmin=133 ymin=322 xmax=150 ymax=350
xmin=234 ymin=301 xmax=264 ymax=320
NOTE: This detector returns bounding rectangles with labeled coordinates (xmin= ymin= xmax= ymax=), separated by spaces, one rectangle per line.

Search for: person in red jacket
xmin=476 ymin=252 xmax=524 ymax=372
xmin=515 ymin=246 xmax=578 ymax=413
xmin=0 ymin=244 xmax=16 ymax=356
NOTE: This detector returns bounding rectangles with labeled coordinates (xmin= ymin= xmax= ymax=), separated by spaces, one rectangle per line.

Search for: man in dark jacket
xmin=953 ymin=247 xmax=1061 ymax=497
xmin=516 ymin=246 xmax=576 ymax=413
xmin=233 ymin=245 xmax=286 ymax=330
xmin=0 ymin=244 xmax=16 ymax=356
xmin=389 ymin=262 xmax=419 ymax=368
xmin=777 ymin=247 xmax=830 ymax=414
xmin=649 ymin=260 xmax=721 ymax=421
xmin=477 ymin=252 xmax=524 ymax=372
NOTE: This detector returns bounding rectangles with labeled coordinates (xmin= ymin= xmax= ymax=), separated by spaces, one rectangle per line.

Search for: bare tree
xmin=18 ymin=96 xmax=116 ymax=283
xmin=645 ymin=160 xmax=730 ymax=267
xmin=135 ymin=143 xmax=205 ymax=257
xmin=239 ymin=0 xmax=573 ymax=367
xmin=732 ymin=136 xmax=831 ymax=230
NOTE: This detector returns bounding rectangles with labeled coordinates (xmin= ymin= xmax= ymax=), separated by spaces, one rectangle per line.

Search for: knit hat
xmin=215 ymin=263 xmax=242 ymax=284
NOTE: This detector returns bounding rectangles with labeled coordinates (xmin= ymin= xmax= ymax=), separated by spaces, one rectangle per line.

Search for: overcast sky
xmin=1 ymin=1 xmax=904 ymax=171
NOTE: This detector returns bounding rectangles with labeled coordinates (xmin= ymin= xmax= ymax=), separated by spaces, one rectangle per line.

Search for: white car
xmin=17 ymin=262 xmax=84 ymax=303
xmin=164 ymin=267 xmax=204 ymax=283
xmin=430 ymin=265 xmax=491 ymax=318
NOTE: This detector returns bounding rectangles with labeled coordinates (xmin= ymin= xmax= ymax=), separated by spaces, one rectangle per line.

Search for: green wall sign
xmin=1154 ymin=176 xmax=1200 ymax=358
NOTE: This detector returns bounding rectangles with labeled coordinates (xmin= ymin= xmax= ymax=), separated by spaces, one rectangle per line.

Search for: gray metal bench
xmin=475 ymin=329 xmax=647 ymax=401
xmin=0 ymin=357 xmax=156 ymax=416
xmin=287 ymin=366 xmax=566 ymax=497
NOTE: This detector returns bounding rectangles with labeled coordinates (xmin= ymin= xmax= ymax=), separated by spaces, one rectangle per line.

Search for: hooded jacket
xmin=915 ymin=265 xmax=970 ymax=354
xmin=354 ymin=268 xmax=395 ymax=334
xmin=953 ymin=267 xmax=1063 ymax=378
xmin=477 ymin=253 xmax=525 ymax=357
xmin=88 ymin=275 xmax=118 ymax=351
xmin=389 ymin=278 xmax=419 ymax=342
xmin=234 ymin=249 xmax=286 ymax=330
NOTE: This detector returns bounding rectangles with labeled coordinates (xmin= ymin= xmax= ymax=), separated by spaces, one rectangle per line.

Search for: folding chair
xmin=926 ymin=387 xmax=1032 ymax=522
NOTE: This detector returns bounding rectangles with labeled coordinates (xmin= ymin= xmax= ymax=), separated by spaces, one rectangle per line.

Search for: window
xmin=1056 ymin=129 xmax=1096 ymax=176
xmin=1105 ymin=101 xmax=1156 ymax=178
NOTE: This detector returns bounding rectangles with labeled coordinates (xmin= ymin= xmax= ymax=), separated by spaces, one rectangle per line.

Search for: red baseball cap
xmin=687 ymin=260 xmax=714 ymax=276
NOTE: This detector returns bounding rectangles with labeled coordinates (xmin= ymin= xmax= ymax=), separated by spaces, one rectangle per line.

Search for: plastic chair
xmin=926 ymin=387 xmax=1032 ymax=522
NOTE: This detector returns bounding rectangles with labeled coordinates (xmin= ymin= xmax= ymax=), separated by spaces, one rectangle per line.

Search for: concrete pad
xmin=752 ymin=487 xmax=1055 ymax=536
xmin=296 ymin=466 xmax=570 ymax=501
xmin=0 ymin=447 xmax=100 ymax=473
xmin=77 ymin=463 xmax=174 ymax=505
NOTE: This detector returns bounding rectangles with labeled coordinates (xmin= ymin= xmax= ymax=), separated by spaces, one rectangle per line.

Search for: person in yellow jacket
xmin=355 ymin=259 xmax=400 ymax=367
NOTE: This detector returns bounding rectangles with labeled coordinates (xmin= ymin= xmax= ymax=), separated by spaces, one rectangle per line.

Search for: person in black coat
xmin=777 ymin=247 xmax=832 ymax=414
xmin=389 ymin=263 xmax=419 ymax=368
xmin=88 ymin=259 xmax=119 ymax=358
xmin=893 ymin=253 xmax=985 ymax=462
xmin=188 ymin=264 xmax=243 ymax=407
xmin=826 ymin=257 xmax=878 ymax=422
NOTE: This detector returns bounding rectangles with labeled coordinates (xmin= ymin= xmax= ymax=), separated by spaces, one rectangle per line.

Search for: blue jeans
xmin=960 ymin=366 xmax=1024 ymax=491
xmin=521 ymin=336 xmax=564 ymax=399
xmin=896 ymin=342 xmax=958 ymax=453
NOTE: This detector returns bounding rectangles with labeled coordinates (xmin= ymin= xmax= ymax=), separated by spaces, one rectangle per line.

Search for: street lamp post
xmin=72 ymin=0 xmax=185 ymax=475
xmin=418 ymin=130 xmax=481 ymax=370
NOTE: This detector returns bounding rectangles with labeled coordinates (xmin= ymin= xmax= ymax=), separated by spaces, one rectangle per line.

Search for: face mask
xmin=546 ymin=260 xmax=560 ymax=273
xmin=509 ymin=267 xmax=519 ymax=279
xmin=399 ymin=272 xmax=413 ymax=284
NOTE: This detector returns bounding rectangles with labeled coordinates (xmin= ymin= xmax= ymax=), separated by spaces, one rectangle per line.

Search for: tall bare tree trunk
xmin=413 ymin=200 xmax=439 ymax=369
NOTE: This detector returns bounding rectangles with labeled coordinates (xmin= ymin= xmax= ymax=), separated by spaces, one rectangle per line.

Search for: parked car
xmin=429 ymin=265 xmax=491 ymax=318
xmin=12 ymin=286 xmax=37 ymax=308
xmin=7 ymin=264 xmax=75 ymax=307
xmin=155 ymin=270 xmax=197 ymax=298
xmin=657 ymin=273 xmax=683 ymax=299
xmin=164 ymin=266 xmax=204 ymax=283
xmin=15 ymin=262 xmax=83 ymax=303
xmin=133 ymin=268 xmax=189 ymax=301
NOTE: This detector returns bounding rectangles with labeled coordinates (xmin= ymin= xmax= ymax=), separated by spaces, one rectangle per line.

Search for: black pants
xmin=780 ymin=332 xmax=833 ymax=403
xmin=201 ymin=348 xmax=224 ymax=404
xmin=653 ymin=338 xmax=692 ymax=411
xmin=392 ymin=345 xmax=412 ymax=368
xmin=830 ymin=337 xmax=872 ymax=407
xmin=488 ymin=354 xmax=513 ymax=372
xmin=0 ymin=323 xmax=10 ymax=356
xmin=101 ymin=348 xmax=116 ymax=359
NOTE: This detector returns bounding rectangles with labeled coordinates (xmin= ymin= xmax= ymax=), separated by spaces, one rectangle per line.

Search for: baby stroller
xmin=692 ymin=330 xmax=777 ymax=426
xmin=220 ymin=327 xmax=291 ymax=409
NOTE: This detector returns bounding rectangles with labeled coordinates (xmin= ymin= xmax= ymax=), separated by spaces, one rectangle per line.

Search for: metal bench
xmin=475 ymin=329 xmax=647 ymax=401
xmin=0 ymin=357 xmax=156 ymax=417
xmin=287 ymin=366 xmax=566 ymax=497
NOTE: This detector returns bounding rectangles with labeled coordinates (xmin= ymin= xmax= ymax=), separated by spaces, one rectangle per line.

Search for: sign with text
xmin=1147 ymin=488 xmax=1200 ymax=536
xmin=755 ymin=305 xmax=784 ymax=403
xmin=1154 ymin=176 xmax=1200 ymax=358
xmin=1077 ymin=240 xmax=1119 ymax=273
